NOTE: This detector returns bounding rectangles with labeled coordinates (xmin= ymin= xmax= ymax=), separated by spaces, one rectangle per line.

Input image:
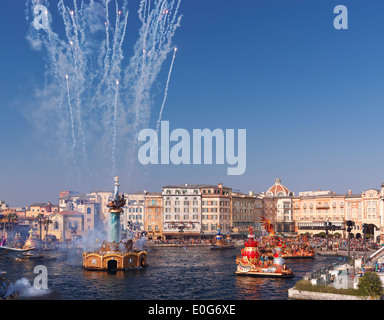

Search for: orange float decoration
xmin=235 ymin=226 xmax=294 ymax=278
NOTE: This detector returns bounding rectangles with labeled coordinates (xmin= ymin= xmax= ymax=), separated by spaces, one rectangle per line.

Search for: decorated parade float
xmin=258 ymin=217 xmax=315 ymax=259
xmin=82 ymin=177 xmax=147 ymax=271
xmin=210 ymin=229 xmax=234 ymax=250
xmin=235 ymin=226 xmax=294 ymax=278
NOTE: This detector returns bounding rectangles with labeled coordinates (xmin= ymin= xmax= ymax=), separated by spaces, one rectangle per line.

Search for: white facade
xmin=162 ymin=185 xmax=202 ymax=236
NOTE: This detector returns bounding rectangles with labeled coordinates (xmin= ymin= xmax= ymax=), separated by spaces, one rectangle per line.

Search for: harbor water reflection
xmin=0 ymin=246 xmax=345 ymax=300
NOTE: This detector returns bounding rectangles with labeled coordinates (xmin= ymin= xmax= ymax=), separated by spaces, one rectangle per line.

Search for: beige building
xmin=144 ymin=192 xmax=163 ymax=240
xmin=292 ymin=186 xmax=383 ymax=241
xmin=293 ymin=190 xmax=345 ymax=236
xmin=201 ymin=183 xmax=232 ymax=236
xmin=231 ymin=191 xmax=257 ymax=235
xmin=48 ymin=209 xmax=85 ymax=242
xmin=162 ymin=184 xmax=202 ymax=238
xmin=259 ymin=178 xmax=295 ymax=235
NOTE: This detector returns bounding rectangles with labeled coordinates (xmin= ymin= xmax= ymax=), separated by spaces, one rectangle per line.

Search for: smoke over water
xmin=25 ymin=0 xmax=182 ymax=187
xmin=1 ymin=277 xmax=51 ymax=299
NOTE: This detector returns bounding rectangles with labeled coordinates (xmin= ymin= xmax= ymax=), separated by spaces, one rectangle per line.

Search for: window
xmin=87 ymin=207 xmax=92 ymax=214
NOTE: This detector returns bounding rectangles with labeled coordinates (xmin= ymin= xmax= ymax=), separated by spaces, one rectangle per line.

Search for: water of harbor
xmin=0 ymin=246 xmax=345 ymax=300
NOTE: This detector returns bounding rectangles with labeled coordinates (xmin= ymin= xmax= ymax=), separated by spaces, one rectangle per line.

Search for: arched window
xmin=54 ymin=221 xmax=60 ymax=230
xmin=87 ymin=207 xmax=92 ymax=215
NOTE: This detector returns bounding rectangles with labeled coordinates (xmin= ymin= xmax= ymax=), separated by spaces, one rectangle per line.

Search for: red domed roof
xmin=266 ymin=178 xmax=292 ymax=196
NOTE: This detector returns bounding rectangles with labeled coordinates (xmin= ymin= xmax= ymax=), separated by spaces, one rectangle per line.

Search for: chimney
xmin=348 ymin=190 xmax=352 ymax=195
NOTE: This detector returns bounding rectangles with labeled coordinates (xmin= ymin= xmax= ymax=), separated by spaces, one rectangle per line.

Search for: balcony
xmin=316 ymin=205 xmax=329 ymax=209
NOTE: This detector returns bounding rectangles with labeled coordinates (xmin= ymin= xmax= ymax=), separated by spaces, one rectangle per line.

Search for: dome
xmin=266 ymin=178 xmax=293 ymax=197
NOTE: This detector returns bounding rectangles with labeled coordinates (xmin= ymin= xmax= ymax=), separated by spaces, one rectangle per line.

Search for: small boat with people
xmin=210 ymin=229 xmax=234 ymax=250
xmin=0 ymin=229 xmax=44 ymax=261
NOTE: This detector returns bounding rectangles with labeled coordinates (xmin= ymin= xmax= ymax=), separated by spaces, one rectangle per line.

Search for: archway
xmin=107 ymin=259 xmax=117 ymax=272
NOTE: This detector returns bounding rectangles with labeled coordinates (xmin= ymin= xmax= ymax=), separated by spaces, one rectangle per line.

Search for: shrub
xmin=294 ymin=280 xmax=362 ymax=296
xmin=357 ymin=272 xmax=383 ymax=298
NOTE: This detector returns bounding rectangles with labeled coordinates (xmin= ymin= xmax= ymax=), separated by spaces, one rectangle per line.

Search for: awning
xmin=163 ymin=232 xmax=201 ymax=237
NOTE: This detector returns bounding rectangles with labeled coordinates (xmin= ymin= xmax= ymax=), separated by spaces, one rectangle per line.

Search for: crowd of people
xmin=310 ymin=237 xmax=380 ymax=252
xmin=152 ymin=238 xmax=213 ymax=245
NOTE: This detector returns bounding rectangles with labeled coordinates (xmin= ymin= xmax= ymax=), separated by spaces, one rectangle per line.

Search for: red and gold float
xmin=235 ymin=226 xmax=294 ymax=278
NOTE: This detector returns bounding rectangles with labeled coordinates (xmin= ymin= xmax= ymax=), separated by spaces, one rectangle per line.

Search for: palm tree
xmin=36 ymin=213 xmax=45 ymax=242
xmin=6 ymin=212 xmax=18 ymax=244
xmin=44 ymin=216 xmax=53 ymax=240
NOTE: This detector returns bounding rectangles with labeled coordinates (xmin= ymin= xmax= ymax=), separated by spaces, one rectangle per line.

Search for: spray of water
xmin=25 ymin=0 xmax=181 ymax=185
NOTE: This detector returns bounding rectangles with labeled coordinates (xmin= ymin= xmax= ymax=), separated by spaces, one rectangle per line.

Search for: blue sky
xmin=1 ymin=0 xmax=384 ymax=206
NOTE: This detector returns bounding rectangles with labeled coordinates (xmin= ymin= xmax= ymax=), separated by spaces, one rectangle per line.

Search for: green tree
xmin=358 ymin=272 xmax=383 ymax=298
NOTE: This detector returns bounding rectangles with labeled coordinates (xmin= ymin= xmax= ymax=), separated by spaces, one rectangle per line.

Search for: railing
xmin=369 ymin=246 xmax=384 ymax=262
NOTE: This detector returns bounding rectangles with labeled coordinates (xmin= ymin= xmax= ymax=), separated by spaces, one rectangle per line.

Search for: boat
xmin=235 ymin=226 xmax=294 ymax=278
xmin=0 ymin=246 xmax=35 ymax=260
xmin=82 ymin=239 xmax=147 ymax=271
xmin=259 ymin=235 xmax=315 ymax=260
xmin=210 ymin=229 xmax=234 ymax=250
xmin=281 ymin=248 xmax=315 ymax=259
xmin=258 ymin=217 xmax=315 ymax=259
xmin=0 ymin=230 xmax=43 ymax=261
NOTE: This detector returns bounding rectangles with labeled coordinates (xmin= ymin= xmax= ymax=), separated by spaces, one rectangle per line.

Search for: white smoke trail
xmin=112 ymin=79 xmax=120 ymax=176
xmin=65 ymin=74 xmax=78 ymax=170
xmin=121 ymin=0 xmax=182 ymax=182
xmin=123 ymin=0 xmax=182 ymax=167
xmin=155 ymin=46 xmax=177 ymax=134
xmin=25 ymin=0 xmax=182 ymax=185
